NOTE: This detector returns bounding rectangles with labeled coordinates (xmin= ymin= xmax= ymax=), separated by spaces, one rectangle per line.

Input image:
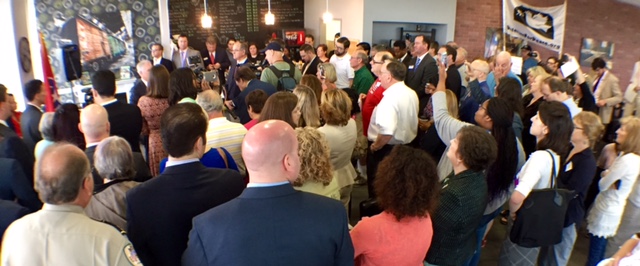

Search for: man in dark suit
xmin=20 ymin=79 xmax=45 ymax=154
xmin=126 ymin=103 xmax=244 ymax=266
xmin=129 ymin=60 xmax=152 ymax=105
xmin=79 ymin=104 xmax=151 ymax=185
xmin=393 ymin=40 xmax=412 ymax=68
xmin=405 ymin=35 xmax=438 ymax=113
xmin=0 ymin=85 xmax=34 ymax=184
xmin=225 ymin=66 xmax=277 ymax=124
xmin=151 ymin=43 xmax=174 ymax=73
xmin=182 ymin=120 xmax=353 ymax=266
xmin=0 ymin=158 xmax=42 ymax=212
xmin=201 ymin=36 xmax=231 ymax=86
xmin=90 ymin=70 xmax=143 ymax=153
xmin=300 ymin=44 xmax=320 ymax=76
xmin=226 ymin=41 xmax=251 ymax=101
xmin=0 ymin=199 xmax=29 ymax=240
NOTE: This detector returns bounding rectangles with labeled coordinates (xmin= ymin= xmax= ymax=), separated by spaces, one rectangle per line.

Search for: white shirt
xmin=330 ymin=53 xmax=354 ymax=89
xmin=514 ymin=150 xmax=561 ymax=197
xmin=99 ymin=99 xmax=118 ymax=106
xmin=593 ymin=71 xmax=608 ymax=101
xmin=0 ymin=120 xmax=8 ymax=128
xmin=562 ymin=97 xmax=582 ymax=118
xmin=165 ymin=158 xmax=200 ymax=168
xmin=367 ymin=81 xmax=418 ymax=144
xmin=153 ymin=57 xmax=161 ymax=65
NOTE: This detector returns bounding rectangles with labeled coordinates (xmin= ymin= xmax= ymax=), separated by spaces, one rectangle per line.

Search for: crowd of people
xmin=1 ymin=31 xmax=640 ymax=266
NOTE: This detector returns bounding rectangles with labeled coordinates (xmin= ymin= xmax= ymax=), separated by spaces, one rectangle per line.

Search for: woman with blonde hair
xmin=318 ymin=89 xmax=357 ymax=211
xmin=586 ymin=116 xmax=640 ymax=265
xmin=300 ymin=75 xmax=323 ymax=105
xmin=292 ymin=127 xmax=339 ymax=200
xmin=293 ymin=85 xmax=321 ymax=128
xmin=318 ymin=63 xmax=337 ymax=91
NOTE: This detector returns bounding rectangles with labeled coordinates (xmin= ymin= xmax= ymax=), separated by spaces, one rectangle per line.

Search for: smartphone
xmin=440 ymin=52 xmax=448 ymax=68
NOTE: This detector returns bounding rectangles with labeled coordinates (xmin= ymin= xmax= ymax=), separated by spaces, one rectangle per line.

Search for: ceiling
xmin=617 ymin=0 xmax=640 ymax=8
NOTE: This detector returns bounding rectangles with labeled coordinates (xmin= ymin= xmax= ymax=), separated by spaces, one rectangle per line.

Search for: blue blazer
xmin=0 ymin=200 xmax=29 ymax=241
xmin=182 ymin=184 xmax=354 ymax=266
xmin=0 ymin=124 xmax=34 ymax=184
xmin=0 ymin=158 xmax=42 ymax=212
xmin=231 ymin=80 xmax=277 ymax=124
xmin=126 ymin=162 xmax=245 ymax=266
xmin=128 ymin=79 xmax=147 ymax=106
xmin=158 ymin=58 xmax=175 ymax=73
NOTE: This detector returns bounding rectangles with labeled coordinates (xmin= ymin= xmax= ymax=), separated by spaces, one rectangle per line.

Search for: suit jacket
xmin=126 ymin=162 xmax=245 ymax=266
xmin=201 ymin=46 xmax=231 ymax=85
xmin=20 ymin=105 xmax=42 ymax=154
xmin=231 ymin=79 xmax=277 ymax=124
xmin=0 ymin=200 xmax=29 ymax=241
xmin=85 ymin=145 xmax=151 ymax=185
xmin=182 ymin=184 xmax=354 ymax=266
xmin=172 ymin=48 xmax=203 ymax=69
xmin=226 ymin=59 xmax=251 ymax=101
xmin=128 ymin=79 xmax=147 ymax=106
xmin=400 ymin=53 xmax=412 ymax=68
xmin=595 ymin=72 xmax=623 ymax=124
xmin=102 ymin=100 xmax=143 ymax=153
xmin=302 ymin=56 xmax=321 ymax=76
xmin=0 ymin=158 xmax=42 ymax=212
xmin=157 ymin=57 xmax=175 ymax=73
xmin=0 ymin=124 xmax=34 ymax=184
xmin=405 ymin=54 xmax=438 ymax=112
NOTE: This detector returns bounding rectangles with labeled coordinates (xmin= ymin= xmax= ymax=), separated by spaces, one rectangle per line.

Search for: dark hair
xmin=591 ymin=57 xmax=607 ymax=71
xmin=151 ymin=43 xmax=164 ymax=51
xmin=147 ymin=65 xmax=170 ymax=98
xmin=414 ymin=35 xmax=430 ymax=49
xmin=393 ymin=40 xmax=406 ymax=50
xmin=0 ymin=84 xmax=7 ymax=103
xmin=91 ymin=70 xmax=116 ymax=97
xmin=485 ymin=98 xmax=518 ymax=201
xmin=386 ymin=61 xmax=407 ymax=81
xmin=544 ymin=76 xmax=572 ymax=95
xmin=300 ymin=75 xmax=323 ymax=105
xmin=457 ymin=126 xmax=498 ymax=172
xmin=300 ymin=44 xmax=314 ymax=53
xmin=357 ymin=42 xmax=371 ymax=53
xmin=375 ymin=145 xmax=440 ymax=221
xmin=537 ymin=101 xmax=572 ymax=158
xmin=430 ymin=40 xmax=439 ymax=51
xmin=234 ymin=66 xmax=256 ymax=82
xmin=317 ymin=44 xmax=328 ymax=53
xmin=178 ymin=34 xmax=188 ymax=39
xmin=227 ymin=38 xmax=236 ymax=44
xmin=161 ymin=103 xmax=207 ymax=157
xmin=442 ymin=44 xmax=458 ymax=62
xmin=496 ymin=77 xmax=524 ymax=117
xmin=52 ymin=103 xmax=85 ymax=150
xmin=306 ymin=34 xmax=314 ymax=41
xmin=259 ymin=92 xmax=298 ymax=128
xmin=23 ymin=79 xmax=43 ymax=101
xmin=336 ymin=37 xmax=350 ymax=49
xmin=245 ymin=89 xmax=268 ymax=114
xmin=169 ymin=68 xmax=198 ymax=105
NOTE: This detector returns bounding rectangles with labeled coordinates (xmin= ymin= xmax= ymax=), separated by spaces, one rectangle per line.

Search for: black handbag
xmin=509 ymin=150 xmax=576 ymax=248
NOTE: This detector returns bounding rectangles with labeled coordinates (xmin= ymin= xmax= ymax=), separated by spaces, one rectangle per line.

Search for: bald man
xmin=1 ymin=143 xmax=142 ymax=265
xmin=183 ymin=120 xmax=354 ymax=266
xmin=486 ymin=51 xmax=523 ymax=96
xmin=79 ymin=104 xmax=151 ymax=185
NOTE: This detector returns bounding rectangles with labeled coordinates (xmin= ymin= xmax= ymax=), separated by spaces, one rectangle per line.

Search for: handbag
xmin=509 ymin=150 xmax=576 ymax=248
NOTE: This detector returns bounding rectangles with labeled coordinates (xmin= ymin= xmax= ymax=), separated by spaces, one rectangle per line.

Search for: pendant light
xmin=201 ymin=0 xmax=212 ymax=28
xmin=265 ymin=0 xmax=275 ymax=25
xmin=323 ymin=0 xmax=332 ymax=24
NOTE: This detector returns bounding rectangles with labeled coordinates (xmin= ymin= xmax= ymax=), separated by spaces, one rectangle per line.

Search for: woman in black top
xmin=521 ymin=74 xmax=548 ymax=157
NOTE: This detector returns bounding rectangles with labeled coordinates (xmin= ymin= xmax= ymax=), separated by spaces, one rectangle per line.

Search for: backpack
xmin=269 ymin=63 xmax=297 ymax=92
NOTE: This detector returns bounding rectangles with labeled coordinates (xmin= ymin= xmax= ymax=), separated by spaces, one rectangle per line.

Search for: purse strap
xmin=545 ymin=149 xmax=558 ymax=189
xmin=216 ymin=148 xmax=229 ymax=169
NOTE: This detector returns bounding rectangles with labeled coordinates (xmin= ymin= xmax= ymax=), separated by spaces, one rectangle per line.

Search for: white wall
xmin=304 ymin=0 xmax=364 ymax=44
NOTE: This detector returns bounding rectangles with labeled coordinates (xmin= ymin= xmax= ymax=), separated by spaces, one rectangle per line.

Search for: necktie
xmin=181 ymin=51 xmax=187 ymax=67
xmin=211 ymin=53 xmax=215 ymax=65
xmin=415 ymin=57 xmax=422 ymax=71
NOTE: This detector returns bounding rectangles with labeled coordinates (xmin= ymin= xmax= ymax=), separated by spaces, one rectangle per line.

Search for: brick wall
xmin=454 ymin=0 xmax=640 ymax=84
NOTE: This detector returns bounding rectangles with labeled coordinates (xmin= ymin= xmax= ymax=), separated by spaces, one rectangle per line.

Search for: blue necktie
xmin=415 ymin=57 xmax=421 ymax=71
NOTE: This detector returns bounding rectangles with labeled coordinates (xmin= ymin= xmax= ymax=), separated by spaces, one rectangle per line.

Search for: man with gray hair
xmin=129 ymin=60 xmax=152 ymax=105
xmin=486 ymin=51 xmax=523 ymax=96
xmin=85 ymin=136 xmax=140 ymax=231
xmin=197 ymin=90 xmax=247 ymax=176
xmin=351 ymin=50 xmax=375 ymax=95
xmin=1 ymin=143 xmax=142 ymax=265
xmin=79 ymin=104 xmax=150 ymax=185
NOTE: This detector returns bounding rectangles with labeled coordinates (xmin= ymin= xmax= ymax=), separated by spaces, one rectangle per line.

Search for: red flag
xmin=39 ymin=32 xmax=58 ymax=112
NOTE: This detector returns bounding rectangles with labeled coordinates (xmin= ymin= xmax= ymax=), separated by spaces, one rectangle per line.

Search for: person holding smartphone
xmin=436 ymin=45 xmax=461 ymax=102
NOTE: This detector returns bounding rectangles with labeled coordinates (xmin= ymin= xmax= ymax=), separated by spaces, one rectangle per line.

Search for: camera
xmin=531 ymin=52 xmax=538 ymax=57
xmin=82 ymin=87 xmax=93 ymax=107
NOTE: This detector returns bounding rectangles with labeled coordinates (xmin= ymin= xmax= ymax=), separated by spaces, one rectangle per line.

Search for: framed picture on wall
xmin=484 ymin=28 xmax=522 ymax=59
xmin=579 ymin=38 xmax=615 ymax=68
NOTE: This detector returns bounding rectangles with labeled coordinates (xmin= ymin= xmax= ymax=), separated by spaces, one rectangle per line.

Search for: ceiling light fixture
xmin=265 ymin=0 xmax=275 ymax=25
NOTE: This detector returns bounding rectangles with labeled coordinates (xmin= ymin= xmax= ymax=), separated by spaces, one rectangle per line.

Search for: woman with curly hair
xmin=318 ymin=89 xmax=357 ymax=211
xmin=291 ymin=127 xmax=339 ymax=200
xmin=293 ymin=85 xmax=321 ymax=128
xmin=350 ymin=145 xmax=440 ymax=266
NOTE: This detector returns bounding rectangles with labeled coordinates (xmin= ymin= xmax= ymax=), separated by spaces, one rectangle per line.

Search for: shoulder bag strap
xmin=545 ymin=149 xmax=557 ymax=188
xmin=216 ymin=148 xmax=229 ymax=169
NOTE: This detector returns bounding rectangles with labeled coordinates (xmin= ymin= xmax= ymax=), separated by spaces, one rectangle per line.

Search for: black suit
xmin=157 ymin=58 xmax=175 ymax=73
xmin=0 ymin=158 xmax=42 ymax=212
xmin=201 ymin=47 xmax=231 ymax=85
xmin=102 ymin=100 xmax=143 ymax=153
xmin=85 ymin=145 xmax=151 ymax=185
xmin=20 ymin=105 xmax=42 ymax=154
xmin=0 ymin=200 xmax=29 ymax=241
xmin=445 ymin=65 xmax=462 ymax=103
xmin=400 ymin=53 xmax=412 ymax=68
xmin=302 ymin=56 xmax=321 ymax=76
xmin=405 ymin=54 xmax=438 ymax=113
xmin=226 ymin=59 xmax=251 ymax=101
xmin=126 ymin=162 xmax=244 ymax=266
xmin=231 ymin=79 xmax=277 ymax=124
xmin=0 ymin=124 xmax=34 ymax=184
xmin=128 ymin=80 xmax=147 ymax=106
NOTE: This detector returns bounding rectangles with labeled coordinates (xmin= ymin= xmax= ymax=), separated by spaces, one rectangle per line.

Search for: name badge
xmin=408 ymin=65 xmax=415 ymax=70
xmin=565 ymin=161 xmax=573 ymax=172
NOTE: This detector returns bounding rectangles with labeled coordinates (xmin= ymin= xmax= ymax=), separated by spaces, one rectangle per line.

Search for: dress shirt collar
xmin=0 ymin=120 xmax=8 ymax=127
xmin=165 ymin=158 xmax=200 ymax=168
xmin=236 ymin=57 xmax=248 ymax=65
xmin=28 ymin=103 xmax=43 ymax=112
xmin=247 ymin=181 xmax=290 ymax=188
xmin=382 ymin=81 xmax=404 ymax=95
xmin=43 ymin=203 xmax=84 ymax=213
xmin=86 ymin=142 xmax=100 ymax=148
xmin=99 ymin=99 xmax=118 ymax=106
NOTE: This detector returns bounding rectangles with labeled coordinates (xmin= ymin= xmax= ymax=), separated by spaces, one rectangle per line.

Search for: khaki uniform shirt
xmin=1 ymin=204 xmax=141 ymax=266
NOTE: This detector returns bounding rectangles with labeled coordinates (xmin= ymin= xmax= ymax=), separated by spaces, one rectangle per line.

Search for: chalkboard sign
xmin=169 ymin=0 xmax=304 ymax=53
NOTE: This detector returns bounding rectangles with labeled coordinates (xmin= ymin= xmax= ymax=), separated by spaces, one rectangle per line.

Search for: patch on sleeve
xmin=124 ymin=244 xmax=143 ymax=265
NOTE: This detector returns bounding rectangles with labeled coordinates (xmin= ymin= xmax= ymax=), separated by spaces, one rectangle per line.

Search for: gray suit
xmin=172 ymin=48 xmax=203 ymax=69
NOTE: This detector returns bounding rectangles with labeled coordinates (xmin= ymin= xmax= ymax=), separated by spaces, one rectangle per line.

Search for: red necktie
xmin=211 ymin=53 xmax=215 ymax=65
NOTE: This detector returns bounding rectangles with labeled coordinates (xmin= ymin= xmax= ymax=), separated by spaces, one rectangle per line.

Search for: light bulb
xmin=323 ymin=12 xmax=333 ymax=24
xmin=201 ymin=14 xmax=212 ymax=28
xmin=265 ymin=11 xmax=275 ymax=25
